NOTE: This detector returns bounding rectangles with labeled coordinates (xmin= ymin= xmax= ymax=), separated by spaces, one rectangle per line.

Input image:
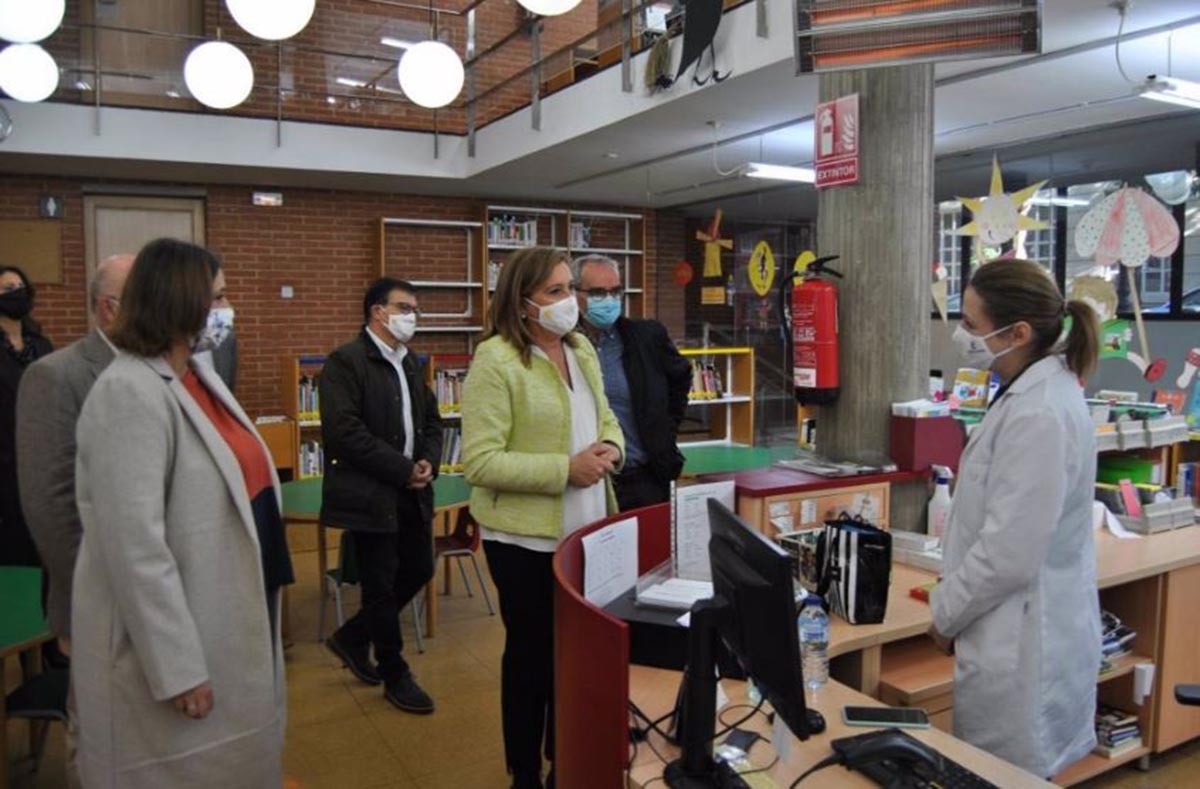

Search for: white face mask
xmin=525 ymin=295 xmax=579 ymax=337
xmin=952 ymin=323 xmax=1013 ymax=369
xmin=193 ymin=307 xmax=234 ymax=353
xmin=387 ymin=312 xmax=417 ymax=345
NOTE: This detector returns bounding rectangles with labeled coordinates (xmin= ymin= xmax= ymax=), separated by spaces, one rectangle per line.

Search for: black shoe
xmin=384 ymin=672 xmax=435 ymax=714
xmin=324 ymin=633 xmax=381 ymax=686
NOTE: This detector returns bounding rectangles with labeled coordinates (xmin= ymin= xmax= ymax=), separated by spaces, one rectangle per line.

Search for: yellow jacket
xmin=462 ymin=334 xmax=625 ymax=540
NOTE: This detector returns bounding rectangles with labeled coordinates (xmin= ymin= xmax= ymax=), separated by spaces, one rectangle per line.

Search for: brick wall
xmin=0 ymin=175 xmax=684 ymax=418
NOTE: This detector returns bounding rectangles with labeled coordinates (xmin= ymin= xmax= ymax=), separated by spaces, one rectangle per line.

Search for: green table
xmin=1 ymin=566 xmax=51 ymax=789
xmin=681 ymin=444 xmax=798 ymax=476
xmin=280 ymin=474 xmax=472 ymax=520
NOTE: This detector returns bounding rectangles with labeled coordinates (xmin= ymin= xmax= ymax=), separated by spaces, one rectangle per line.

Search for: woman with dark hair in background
xmin=0 ymin=264 xmax=53 ymax=566
xmin=72 ymin=238 xmax=290 ymax=788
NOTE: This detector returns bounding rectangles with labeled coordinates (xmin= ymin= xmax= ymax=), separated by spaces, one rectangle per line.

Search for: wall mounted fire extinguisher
xmin=779 ymin=255 xmax=842 ymax=406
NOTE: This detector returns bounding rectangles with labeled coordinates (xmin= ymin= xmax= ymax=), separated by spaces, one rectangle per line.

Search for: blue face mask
xmin=586 ymin=295 xmax=622 ymax=328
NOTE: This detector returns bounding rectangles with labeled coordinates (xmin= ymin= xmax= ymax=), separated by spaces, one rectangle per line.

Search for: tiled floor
xmin=6 ymin=546 xmax=1200 ymax=788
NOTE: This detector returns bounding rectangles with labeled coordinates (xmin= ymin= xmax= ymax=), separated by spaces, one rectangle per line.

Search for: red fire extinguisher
xmin=780 ymin=255 xmax=842 ymax=406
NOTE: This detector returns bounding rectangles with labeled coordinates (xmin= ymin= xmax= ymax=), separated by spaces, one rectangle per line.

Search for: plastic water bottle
xmin=798 ymin=595 xmax=829 ymax=690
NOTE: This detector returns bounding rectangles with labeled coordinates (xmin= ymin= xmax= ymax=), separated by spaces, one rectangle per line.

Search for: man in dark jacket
xmin=574 ymin=255 xmax=692 ymax=510
xmin=320 ymin=278 xmax=443 ymax=714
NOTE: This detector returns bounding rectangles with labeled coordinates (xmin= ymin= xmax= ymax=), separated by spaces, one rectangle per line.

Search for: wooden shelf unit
xmin=280 ymin=354 xmax=327 ymax=478
xmin=677 ymin=347 xmax=754 ymax=446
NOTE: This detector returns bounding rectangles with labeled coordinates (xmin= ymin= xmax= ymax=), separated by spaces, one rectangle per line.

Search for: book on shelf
xmin=686 ymin=360 xmax=724 ymax=401
xmin=299 ymin=440 xmax=324 ymax=477
xmin=487 ymin=215 xmax=537 ymax=247
xmin=1093 ymin=736 xmax=1142 ymax=758
xmin=435 ymin=368 xmax=468 ymax=415
xmin=439 ymin=426 xmax=463 ymax=474
xmin=569 ymin=221 xmax=591 ymax=249
xmin=487 ymin=260 xmax=503 ymax=290
xmin=298 ymin=373 xmax=321 ymax=420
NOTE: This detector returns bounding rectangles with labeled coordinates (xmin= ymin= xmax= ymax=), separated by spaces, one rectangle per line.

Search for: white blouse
xmin=481 ymin=342 xmax=608 ymax=553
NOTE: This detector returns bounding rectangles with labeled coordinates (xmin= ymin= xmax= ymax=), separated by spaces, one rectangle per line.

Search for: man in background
xmin=319 ymin=278 xmax=443 ymax=714
xmin=16 ymin=252 xmax=135 ymax=787
xmin=574 ymin=254 xmax=691 ymax=510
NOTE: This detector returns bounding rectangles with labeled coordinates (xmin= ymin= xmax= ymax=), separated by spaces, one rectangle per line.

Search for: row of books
xmin=435 ymin=369 xmax=467 ymax=415
xmin=1093 ymin=705 xmax=1142 ymax=758
xmin=1178 ymin=462 xmax=1199 ymax=505
xmin=487 ymin=216 xmax=538 ymax=246
xmin=687 ymin=360 xmax=726 ymax=400
xmin=1100 ymin=610 xmax=1136 ymax=662
xmin=299 ymin=440 xmax=324 ymax=478
xmin=440 ymin=426 xmax=463 ymax=475
xmin=298 ymin=374 xmax=320 ymax=421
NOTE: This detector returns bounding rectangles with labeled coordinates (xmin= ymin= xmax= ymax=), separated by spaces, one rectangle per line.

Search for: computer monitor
xmin=664 ymin=499 xmax=825 ymax=788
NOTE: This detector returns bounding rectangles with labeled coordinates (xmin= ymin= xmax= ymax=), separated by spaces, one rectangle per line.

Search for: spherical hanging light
xmin=515 ymin=0 xmax=582 ymax=16
xmin=0 ymin=44 xmax=59 ymax=103
xmin=397 ymin=41 xmax=464 ymax=109
xmin=225 ymin=0 xmax=315 ymax=41
xmin=0 ymin=0 xmax=66 ymax=44
xmin=183 ymin=41 xmax=254 ymax=110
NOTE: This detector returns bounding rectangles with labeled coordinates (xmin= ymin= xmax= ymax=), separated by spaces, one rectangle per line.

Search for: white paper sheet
xmin=1092 ymin=501 xmax=1141 ymax=540
xmin=673 ymin=481 xmax=737 ymax=581
xmin=583 ymin=517 xmax=639 ymax=607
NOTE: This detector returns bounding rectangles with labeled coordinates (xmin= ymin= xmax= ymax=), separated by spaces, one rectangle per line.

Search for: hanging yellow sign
xmin=793 ymin=250 xmax=816 ymax=274
xmin=748 ymin=241 xmax=776 ymax=297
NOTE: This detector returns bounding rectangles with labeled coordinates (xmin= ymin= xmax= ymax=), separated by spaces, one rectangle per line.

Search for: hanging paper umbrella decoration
xmin=670 ymin=0 xmax=728 ymax=88
xmin=1074 ymin=186 xmax=1180 ymax=382
xmin=954 ymin=157 xmax=1048 ymax=249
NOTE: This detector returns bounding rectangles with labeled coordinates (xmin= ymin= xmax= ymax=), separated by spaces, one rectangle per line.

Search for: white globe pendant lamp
xmin=184 ymin=41 xmax=254 ymax=110
xmin=0 ymin=44 xmax=59 ymax=102
xmin=397 ymin=41 xmax=464 ymax=109
xmin=226 ymin=0 xmax=316 ymax=41
xmin=0 ymin=0 xmax=66 ymax=44
xmin=516 ymin=0 xmax=582 ymax=16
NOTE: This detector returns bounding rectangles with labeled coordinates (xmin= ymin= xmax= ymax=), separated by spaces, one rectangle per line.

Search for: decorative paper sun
xmin=955 ymin=157 xmax=1048 ymax=246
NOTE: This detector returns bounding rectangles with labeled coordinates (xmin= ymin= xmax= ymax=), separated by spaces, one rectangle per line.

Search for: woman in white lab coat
xmin=930 ymin=260 xmax=1103 ymax=779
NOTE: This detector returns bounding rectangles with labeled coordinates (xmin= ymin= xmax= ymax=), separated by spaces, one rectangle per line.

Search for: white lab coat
xmin=931 ymin=355 xmax=1102 ymax=778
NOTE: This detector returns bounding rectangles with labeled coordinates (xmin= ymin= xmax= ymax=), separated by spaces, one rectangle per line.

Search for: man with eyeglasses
xmin=16 ymin=252 xmax=135 ymax=788
xmin=319 ymin=278 xmax=443 ymax=714
xmin=573 ymin=255 xmax=692 ymax=510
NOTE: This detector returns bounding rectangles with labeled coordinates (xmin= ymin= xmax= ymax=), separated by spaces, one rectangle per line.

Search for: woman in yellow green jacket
xmin=462 ymin=246 xmax=624 ymax=789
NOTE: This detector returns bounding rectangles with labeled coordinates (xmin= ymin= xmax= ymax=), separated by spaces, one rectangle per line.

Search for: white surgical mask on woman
xmin=525 ymin=295 xmax=579 ymax=337
xmin=193 ymin=307 xmax=235 ymax=353
xmin=952 ymin=323 xmax=1013 ymax=369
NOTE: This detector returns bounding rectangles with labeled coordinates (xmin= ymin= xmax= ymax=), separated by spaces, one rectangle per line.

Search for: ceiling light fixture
xmin=0 ymin=0 xmax=65 ymax=44
xmin=1137 ymin=75 xmax=1200 ymax=110
xmin=1026 ymin=196 xmax=1091 ymax=208
xmin=184 ymin=41 xmax=254 ymax=109
xmin=336 ymin=76 xmax=368 ymax=88
xmin=397 ymin=41 xmax=463 ymax=109
xmin=740 ymin=162 xmax=816 ymax=183
xmin=0 ymin=44 xmax=59 ymax=103
xmin=381 ymin=37 xmax=414 ymax=50
xmin=516 ymin=0 xmax=583 ymax=17
xmin=226 ymin=0 xmax=315 ymax=41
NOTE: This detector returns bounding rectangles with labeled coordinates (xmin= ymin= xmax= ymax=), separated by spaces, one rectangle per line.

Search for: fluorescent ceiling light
xmin=336 ymin=76 xmax=368 ymax=88
xmin=380 ymin=37 xmax=414 ymax=50
xmin=740 ymin=162 xmax=815 ymax=183
xmin=1138 ymin=75 xmax=1200 ymax=110
xmin=1027 ymin=196 xmax=1090 ymax=207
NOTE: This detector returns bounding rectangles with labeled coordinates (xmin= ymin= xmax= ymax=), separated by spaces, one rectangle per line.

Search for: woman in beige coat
xmin=72 ymin=239 xmax=291 ymax=788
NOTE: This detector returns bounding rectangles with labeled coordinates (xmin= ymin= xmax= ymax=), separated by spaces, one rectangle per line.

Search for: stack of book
xmin=298 ymin=374 xmax=320 ymax=421
xmin=299 ymin=440 xmax=324 ymax=478
xmin=1100 ymin=610 xmax=1137 ymax=664
xmin=686 ymin=360 xmax=724 ymax=400
xmin=440 ymin=426 xmax=463 ymax=475
xmin=1093 ymin=705 xmax=1142 ymax=758
xmin=487 ymin=216 xmax=537 ymax=246
xmin=435 ymin=368 xmax=467 ymax=415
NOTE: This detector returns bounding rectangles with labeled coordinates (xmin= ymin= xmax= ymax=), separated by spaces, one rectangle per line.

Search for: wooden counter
xmin=627 ymin=665 xmax=1051 ymax=788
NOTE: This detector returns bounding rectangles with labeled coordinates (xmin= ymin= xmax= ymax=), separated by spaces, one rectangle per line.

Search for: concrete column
xmin=815 ymin=64 xmax=934 ymax=532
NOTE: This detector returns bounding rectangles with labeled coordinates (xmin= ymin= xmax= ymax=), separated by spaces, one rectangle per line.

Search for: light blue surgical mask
xmin=585 ymin=295 xmax=622 ymax=328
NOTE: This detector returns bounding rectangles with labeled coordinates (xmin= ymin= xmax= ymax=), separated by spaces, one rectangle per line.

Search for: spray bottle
xmin=927 ymin=465 xmax=954 ymax=542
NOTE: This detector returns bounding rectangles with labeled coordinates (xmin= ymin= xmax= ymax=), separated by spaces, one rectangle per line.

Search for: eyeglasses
xmin=386 ymin=302 xmax=421 ymax=316
xmin=582 ymin=287 xmax=624 ymax=300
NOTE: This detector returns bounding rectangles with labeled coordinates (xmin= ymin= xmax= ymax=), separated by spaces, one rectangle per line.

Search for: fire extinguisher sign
xmin=814 ymin=93 xmax=859 ymax=189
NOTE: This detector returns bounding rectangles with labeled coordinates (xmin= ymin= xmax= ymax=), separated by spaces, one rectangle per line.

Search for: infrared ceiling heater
xmin=795 ymin=0 xmax=1042 ymax=74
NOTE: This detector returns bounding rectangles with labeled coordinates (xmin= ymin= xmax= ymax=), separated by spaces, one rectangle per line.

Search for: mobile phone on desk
xmin=842 ymin=705 xmax=930 ymax=729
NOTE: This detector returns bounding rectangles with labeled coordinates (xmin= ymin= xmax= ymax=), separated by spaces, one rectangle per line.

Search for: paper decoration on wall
xmin=793 ymin=250 xmax=816 ymax=274
xmin=1145 ymin=171 xmax=1194 ymax=206
xmin=954 ymin=157 xmax=1048 ymax=246
xmin=701 ymin=285 xmax=726 ymax=305
xmin=1178 ymin=348 xmax=1200 ymax=390
xmin=696 ymin=209 xmax=732 ymax=278
xmin=1069 ymin=275 xmax=1166 ymax=382
xmin=671 ymin=0 xmax=728 ymax=87
xmin=748 ymin=241 xmax=776 ymax=297
xmin=673 ymin=261 xmax=695 ymax=287
xmin=931 ymin=262 xmax=949 ymax=322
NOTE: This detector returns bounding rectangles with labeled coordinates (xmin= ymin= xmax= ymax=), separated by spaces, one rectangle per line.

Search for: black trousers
xmin=337 ymin=495 xmax=433 ymax=682
xmin=613 ymin=466 xmax=671 ymax=512
xmin=483 ymin=540 xmax=556 ymax=779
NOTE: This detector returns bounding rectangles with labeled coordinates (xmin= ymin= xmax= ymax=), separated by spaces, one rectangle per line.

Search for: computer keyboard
xmin=831 ymin=729 xmax=999 ymax=789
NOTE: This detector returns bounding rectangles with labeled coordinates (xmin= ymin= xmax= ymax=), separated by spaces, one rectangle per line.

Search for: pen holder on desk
xmin=889 ymin=416 xmax=965 ymax=473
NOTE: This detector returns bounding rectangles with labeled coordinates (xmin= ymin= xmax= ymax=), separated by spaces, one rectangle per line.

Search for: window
xmin=1015 ymin=189 xmax=1056 ymax=271
xmin=1184 ymin=195 xmax=1200 ymax=314
xmin=937 ymin=201 xmax=964 ymax=311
